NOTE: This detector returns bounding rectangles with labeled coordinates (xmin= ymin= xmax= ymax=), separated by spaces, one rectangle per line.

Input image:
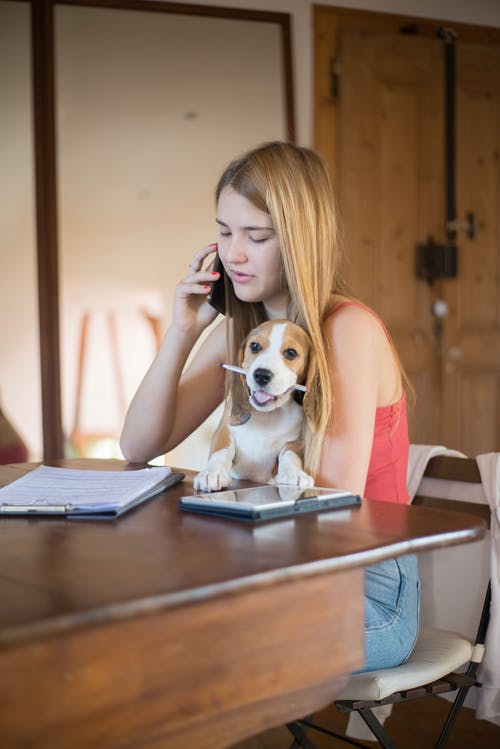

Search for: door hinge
xmin=330 ymin=57 xmax=340 ymax=100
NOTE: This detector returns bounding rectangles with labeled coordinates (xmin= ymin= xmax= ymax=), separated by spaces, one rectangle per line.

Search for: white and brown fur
xmin=194 ymin=320 xmax=316 ymax=492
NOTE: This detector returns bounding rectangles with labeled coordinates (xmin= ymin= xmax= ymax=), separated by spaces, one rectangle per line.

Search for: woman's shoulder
xmin=325 ymin=295 xmax=386 ymax=341
xmin=324 ymin=295 xmax=403 ymax=404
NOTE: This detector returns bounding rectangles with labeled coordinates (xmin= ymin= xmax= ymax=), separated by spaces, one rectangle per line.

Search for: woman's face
xmin=216 ymin=187 xmax=289 ymax=318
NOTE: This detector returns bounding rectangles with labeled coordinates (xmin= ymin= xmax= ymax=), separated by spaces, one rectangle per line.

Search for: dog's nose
xmin=253 ymin=368 xmax=273 ymax=387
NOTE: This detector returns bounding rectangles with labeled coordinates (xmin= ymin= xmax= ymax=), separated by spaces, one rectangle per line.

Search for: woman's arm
xmin=316 ymin=305 xmax=400 ymax=494
xmin=120 ymin=322 xmax=226 ymax=463
xmin=120 ymin=243 xmax=225 ymax=463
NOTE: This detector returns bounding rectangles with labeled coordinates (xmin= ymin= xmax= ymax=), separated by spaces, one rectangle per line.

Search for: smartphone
xmin=207 ymin=253 xmax=227 ymax=315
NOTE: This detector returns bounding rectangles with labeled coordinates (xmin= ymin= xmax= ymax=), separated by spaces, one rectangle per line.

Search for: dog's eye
xmin=250 ymin=342 xmax=262 ymax=353
xmin=284 ymin=348 xmax=298 ymax=360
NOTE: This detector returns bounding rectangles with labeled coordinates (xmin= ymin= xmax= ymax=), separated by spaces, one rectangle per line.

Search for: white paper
xmin=0 ymin=465 xmax=176 ymax=515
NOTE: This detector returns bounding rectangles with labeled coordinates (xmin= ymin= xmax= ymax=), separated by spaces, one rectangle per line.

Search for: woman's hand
xmin=172 ymin=242 xmax=221 ymax=335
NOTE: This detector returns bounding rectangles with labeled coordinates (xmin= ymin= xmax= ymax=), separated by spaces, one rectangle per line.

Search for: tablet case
xmin=179 ymin=485 xmax=361 ymax=521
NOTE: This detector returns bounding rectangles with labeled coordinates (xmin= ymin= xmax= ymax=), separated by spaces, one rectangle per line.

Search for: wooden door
xmin=318 ymin=26 xmax=500 ymax=453
xmin=337 ymin=31 xmax=444 ymax=445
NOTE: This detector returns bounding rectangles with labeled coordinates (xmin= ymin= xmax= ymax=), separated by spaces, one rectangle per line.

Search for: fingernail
xmin=209 ymin=242 xmax=217 ymax=247
xmin=211 ymin=271 xmax=220 ymax=276
xmin=202 ymin=285 xmax=210 ymax=290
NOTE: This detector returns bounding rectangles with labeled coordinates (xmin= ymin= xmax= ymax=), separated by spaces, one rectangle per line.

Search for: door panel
xmin=338 ymin=31 xmax=444 ymax=445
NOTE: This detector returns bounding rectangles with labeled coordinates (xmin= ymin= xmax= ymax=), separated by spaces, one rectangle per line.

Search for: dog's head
xmin=235 ymin=320 xmax=315 ymax=414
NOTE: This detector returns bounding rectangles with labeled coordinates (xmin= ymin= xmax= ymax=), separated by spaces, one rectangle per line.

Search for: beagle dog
xmin=194 ymin=320 xmax=316 ymax=492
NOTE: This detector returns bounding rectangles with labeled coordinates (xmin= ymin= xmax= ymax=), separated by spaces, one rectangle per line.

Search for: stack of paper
xmin=0 ymin=464 xmax=184 ymax=518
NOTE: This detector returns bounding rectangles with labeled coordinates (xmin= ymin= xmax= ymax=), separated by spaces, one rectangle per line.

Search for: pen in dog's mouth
xmin=220 ymin=363 xmax=307 ymax=392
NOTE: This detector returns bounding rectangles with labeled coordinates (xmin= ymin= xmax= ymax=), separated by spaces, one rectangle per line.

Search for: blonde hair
xmin=216 ymin=141 xmax=346 ymax=476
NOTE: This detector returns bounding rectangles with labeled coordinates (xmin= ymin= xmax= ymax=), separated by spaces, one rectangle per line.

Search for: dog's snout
xmin=253 ymin=368 xmax=273 ymax=387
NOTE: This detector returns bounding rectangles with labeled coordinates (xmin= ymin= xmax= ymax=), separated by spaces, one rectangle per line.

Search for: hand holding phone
xmin=207 ymin=253 xmax=227 ymax=316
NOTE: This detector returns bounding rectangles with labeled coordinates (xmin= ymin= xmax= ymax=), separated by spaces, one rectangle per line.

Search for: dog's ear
xmin=230 ymin=336 xmax=251 ymax=426
xmin=230 ymin=375 xmax=251 ymax=426
xmin=302 ymin=348 xmax=318 ymax=429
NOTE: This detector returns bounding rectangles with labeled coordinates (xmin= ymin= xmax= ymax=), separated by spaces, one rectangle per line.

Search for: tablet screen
xmin=181 ymin=485 xmax=355 ymax=511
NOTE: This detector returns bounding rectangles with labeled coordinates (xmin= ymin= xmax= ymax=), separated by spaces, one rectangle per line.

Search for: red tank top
xmin=329 ymin=301 xmax=410 ymax=505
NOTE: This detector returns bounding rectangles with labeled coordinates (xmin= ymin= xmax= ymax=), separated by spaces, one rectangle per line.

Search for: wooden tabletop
xmin=0 ymin=460 xmax=486 ymax=749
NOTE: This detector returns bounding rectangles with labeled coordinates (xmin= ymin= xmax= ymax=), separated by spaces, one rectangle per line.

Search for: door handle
xmin=446 ymin=211 xmax=475 ymax=240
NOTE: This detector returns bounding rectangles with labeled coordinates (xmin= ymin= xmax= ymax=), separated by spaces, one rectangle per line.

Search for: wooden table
xmin=0 ymin=460 xmax=486 ymax=749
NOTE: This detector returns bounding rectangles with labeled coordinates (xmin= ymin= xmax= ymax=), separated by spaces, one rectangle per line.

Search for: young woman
xmin=120 ymin=141 xmax=419 ymax=672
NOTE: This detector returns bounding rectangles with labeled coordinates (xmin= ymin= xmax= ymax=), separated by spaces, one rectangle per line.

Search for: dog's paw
xmin=193 ymin=468 xmax=232 ymax=493
xmin=275 ymin=448 xmax=315 ymax=488
xmin=297 ymin=469 xmax=315 ymax=488
xmin=273 ymin=466 xmax=314 ymax=488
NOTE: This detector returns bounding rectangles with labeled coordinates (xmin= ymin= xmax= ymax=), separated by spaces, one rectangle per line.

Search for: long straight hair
xmin=215 ymin=141 xmax=347 ymax=476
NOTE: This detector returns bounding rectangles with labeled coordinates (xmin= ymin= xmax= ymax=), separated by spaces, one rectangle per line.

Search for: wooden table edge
xmin=0 ymin=519 xmax=485 ymax=649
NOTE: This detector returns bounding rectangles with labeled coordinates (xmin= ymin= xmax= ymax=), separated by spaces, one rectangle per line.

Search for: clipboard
xmin=179 ymin=484 xmax=361 ymax=521
xmin=0 ymin=465 xmax=184 ymax=518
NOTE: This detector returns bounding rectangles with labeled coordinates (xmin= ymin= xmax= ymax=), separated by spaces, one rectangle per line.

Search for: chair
xmin=287 ymin=455 xmax=491 ymax=749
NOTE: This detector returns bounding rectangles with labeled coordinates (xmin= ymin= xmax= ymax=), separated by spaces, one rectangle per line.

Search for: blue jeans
xmin=358 ymin=553 xmax=420 ymax=673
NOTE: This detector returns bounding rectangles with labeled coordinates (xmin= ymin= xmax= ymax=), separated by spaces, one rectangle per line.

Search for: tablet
xmin=179 ymin=485 xmax=361 ymax=521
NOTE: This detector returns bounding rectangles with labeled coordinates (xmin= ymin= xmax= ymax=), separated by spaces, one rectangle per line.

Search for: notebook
xmin=0 ymin=464 xmax=184 ymax=518
xmin=179 ymin=484 xmax=361 ymax=521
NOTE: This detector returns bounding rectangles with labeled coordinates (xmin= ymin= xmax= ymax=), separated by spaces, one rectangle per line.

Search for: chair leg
xmin=434 ymin=684 xmax=473 ymax=749
xmin=286 ymin=721 xmax=317 ymax=749
xmin=357 ymin=708 xmax=399 ymax=749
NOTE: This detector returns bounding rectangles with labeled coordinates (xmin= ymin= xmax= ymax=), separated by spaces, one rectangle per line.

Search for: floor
xmin=231 ymin=697 xmax=500 ymax=748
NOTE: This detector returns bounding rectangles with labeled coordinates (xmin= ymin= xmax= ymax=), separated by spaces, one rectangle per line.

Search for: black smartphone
xmin=207 ymin=253 xmax=227 ymax=315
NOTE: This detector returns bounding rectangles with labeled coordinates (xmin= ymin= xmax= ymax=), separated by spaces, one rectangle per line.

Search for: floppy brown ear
xmin=230 ymin=336 xmax=250 ymax=426
xmin=302 ymin=348 xmax=318 ymax=429
xmin=230 ymin=375 xmax=251 ymax=426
